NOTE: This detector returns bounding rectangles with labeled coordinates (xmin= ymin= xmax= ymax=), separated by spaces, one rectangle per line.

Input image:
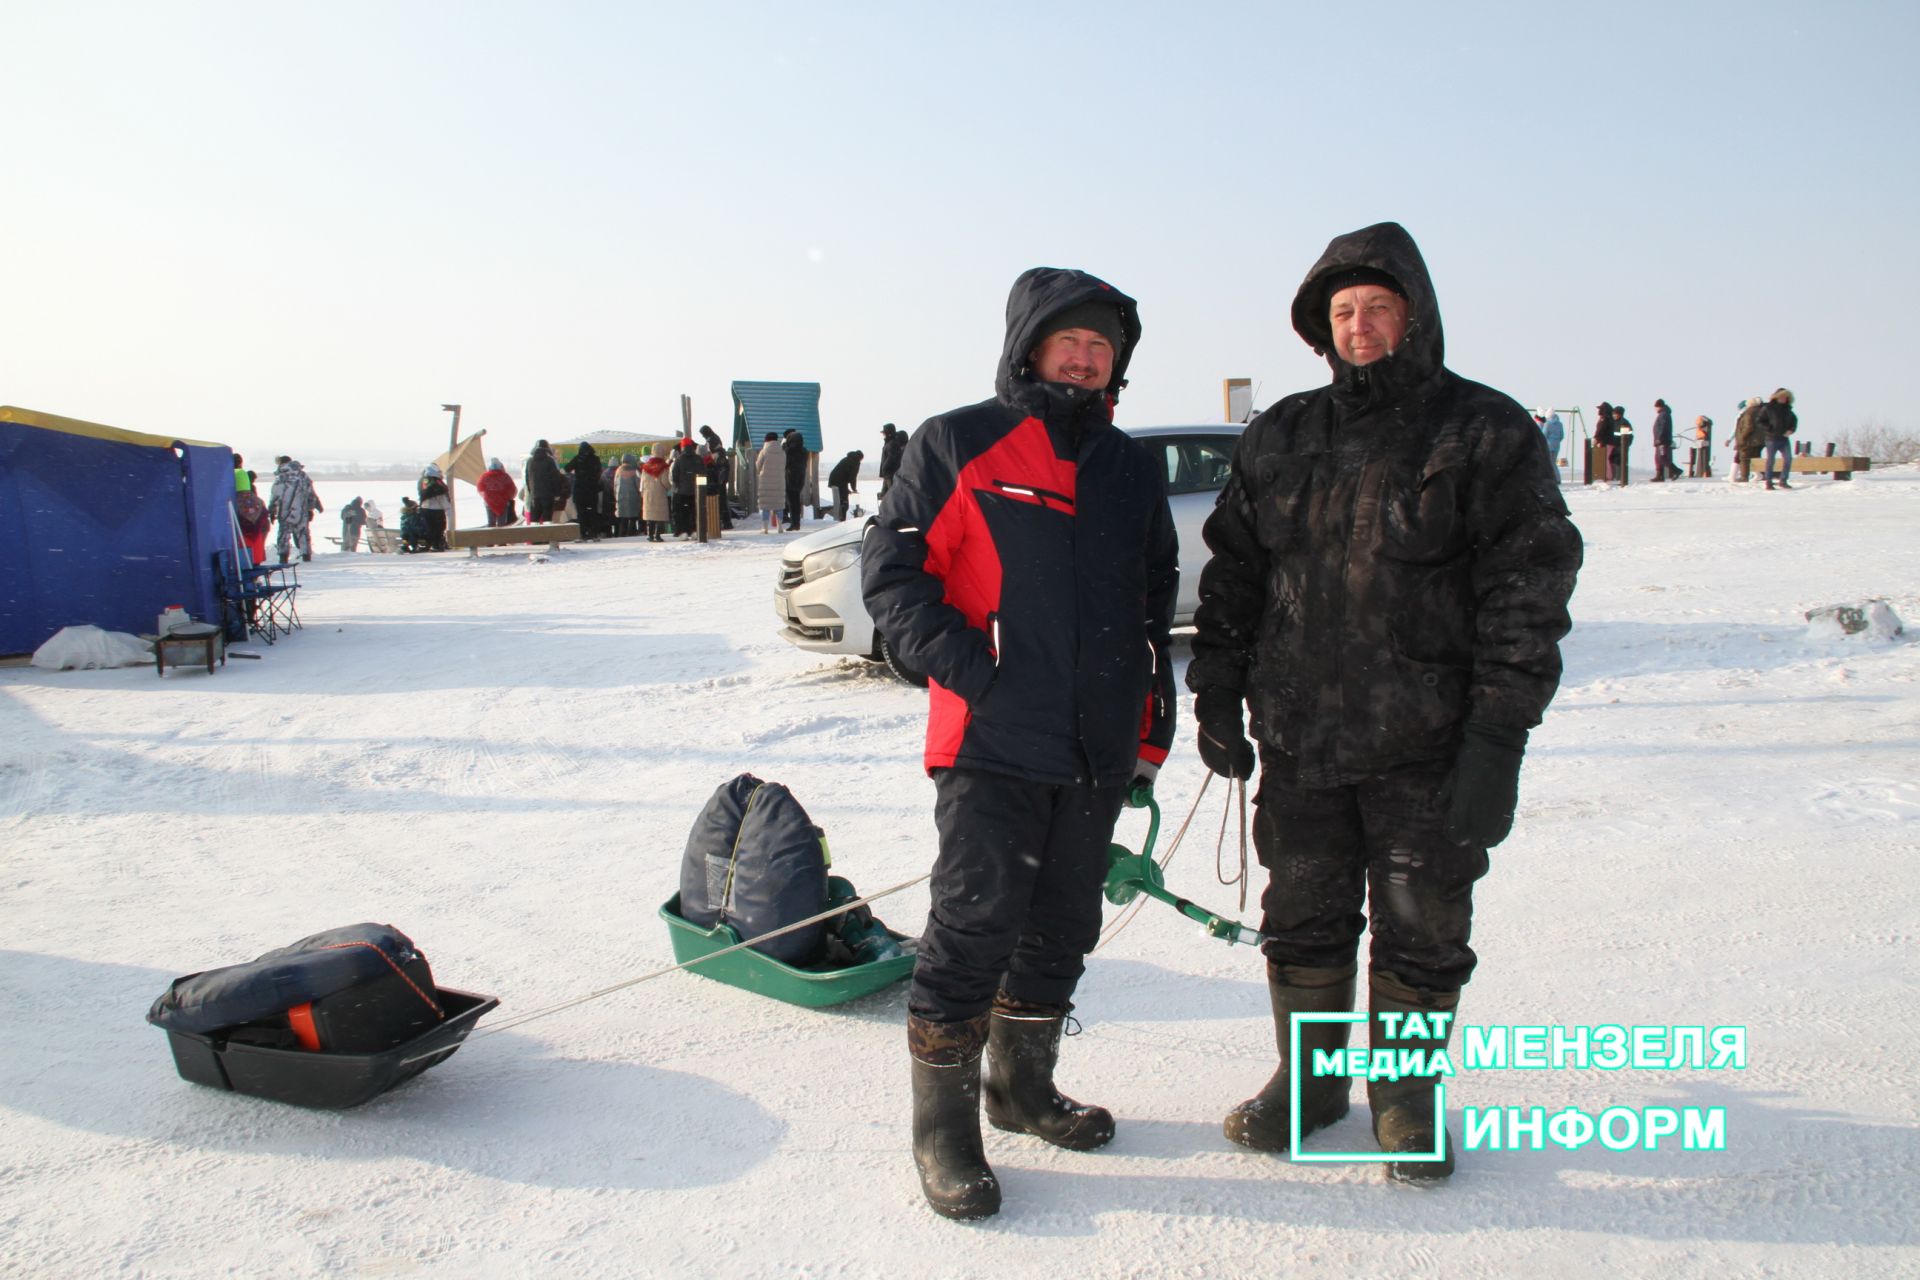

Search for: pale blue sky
xmin=3 ymin=1 xmax=1913 ymax=467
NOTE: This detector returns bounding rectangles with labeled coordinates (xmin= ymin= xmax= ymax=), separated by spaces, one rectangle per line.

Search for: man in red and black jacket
xmin=863 ymin=267 xmax=1177 ymax=1221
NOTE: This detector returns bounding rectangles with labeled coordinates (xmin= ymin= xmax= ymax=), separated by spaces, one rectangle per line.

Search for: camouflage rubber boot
xmin=1223 ymin=963 xmax=1357 ymax=1151
xmin=1367 ymin=970 xmax=1461 ymax=1184
xmin=982 ymin=994 xmax=1115 ymax=1151
xmin=908 ymin=1013 xmax=1000 ymax=1220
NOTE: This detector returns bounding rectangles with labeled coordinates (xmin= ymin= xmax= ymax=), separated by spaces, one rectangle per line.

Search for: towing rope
xmin=409 ymin=782 xmax=1260 ymax=1063
xmin=399 ymin=873 xmax=931 ymax=1063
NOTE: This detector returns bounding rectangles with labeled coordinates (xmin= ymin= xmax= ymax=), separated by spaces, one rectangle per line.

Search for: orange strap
xmin=287 ymin=1003 xmax=321 ymax=1051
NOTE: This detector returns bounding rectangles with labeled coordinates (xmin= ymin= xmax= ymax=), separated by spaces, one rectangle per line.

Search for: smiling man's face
xmin=1030 ymin=327 xmax=1116 ymax=391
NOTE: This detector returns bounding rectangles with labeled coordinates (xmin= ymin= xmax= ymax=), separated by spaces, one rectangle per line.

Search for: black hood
xmin=1290 ymin=222 xmax=1444 ymax=400
xmin=995 ymin=267 xmax=1142 ymax=408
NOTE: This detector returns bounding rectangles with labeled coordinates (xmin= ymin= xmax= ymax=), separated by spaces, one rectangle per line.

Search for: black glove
xmin=1442 ymin=721 xmax=1529 ymax=848
xmin=1194 ymin=688 xmax=1255 ymax=781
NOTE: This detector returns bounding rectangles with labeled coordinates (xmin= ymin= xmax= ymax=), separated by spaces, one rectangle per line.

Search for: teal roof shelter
xmin=730 ymin=382 xmax=822 ymax=453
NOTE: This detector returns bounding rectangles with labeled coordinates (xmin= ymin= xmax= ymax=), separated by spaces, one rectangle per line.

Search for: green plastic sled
xmin=659 ymin=893 xmax=917 ymax=1008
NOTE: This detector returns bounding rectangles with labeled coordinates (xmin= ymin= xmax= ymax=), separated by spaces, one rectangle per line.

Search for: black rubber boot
xmin=982 ymin=995 xmax=1114 ymax=1151
xmin=1367 ymin=970 xmax=1460 ymax=1184
xmin=908 ymin=1013 xmax=1000 ymax=1220
xmin=1223 ymin=963 xmax=1357 ymax=1151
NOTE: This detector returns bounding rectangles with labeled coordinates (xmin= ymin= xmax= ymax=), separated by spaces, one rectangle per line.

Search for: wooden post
xmin=694 ymin=473 xmax=708 ymax=543
xmin=441 ymin=403 xmax=462 ymax=531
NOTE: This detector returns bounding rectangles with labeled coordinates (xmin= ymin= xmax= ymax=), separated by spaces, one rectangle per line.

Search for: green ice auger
xmin=1105 ymin=791 xmax=1266 ymax=946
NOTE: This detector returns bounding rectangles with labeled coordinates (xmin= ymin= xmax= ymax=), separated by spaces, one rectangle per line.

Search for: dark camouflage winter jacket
xmin=1188 ymin=222 xmax=1583 ymax=787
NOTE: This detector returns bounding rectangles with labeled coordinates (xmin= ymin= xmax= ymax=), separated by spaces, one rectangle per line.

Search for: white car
xmin=774 ymin=424 xmax=1246 ymax=684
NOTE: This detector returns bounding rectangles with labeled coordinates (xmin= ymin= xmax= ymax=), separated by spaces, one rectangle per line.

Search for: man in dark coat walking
xmin=864 ymin=267 xmax=1178 ymax=1221
xmin=1187 ymin=222 xmax=1582 ymax=1183
xmin=1650 ymin=398 xmax=1681 ymax=481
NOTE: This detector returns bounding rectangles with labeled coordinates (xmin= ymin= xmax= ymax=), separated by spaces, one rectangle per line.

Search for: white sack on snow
xmin=30 ymin=625 xmax=155 ymax=670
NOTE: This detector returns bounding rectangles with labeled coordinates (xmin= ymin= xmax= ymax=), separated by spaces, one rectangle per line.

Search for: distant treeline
xmin=305 ymin=463 xmax=427 ymax=481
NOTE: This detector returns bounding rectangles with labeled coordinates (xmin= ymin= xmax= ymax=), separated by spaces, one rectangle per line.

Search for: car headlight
xmin=800 ymin=543 xmax=861 ymax=583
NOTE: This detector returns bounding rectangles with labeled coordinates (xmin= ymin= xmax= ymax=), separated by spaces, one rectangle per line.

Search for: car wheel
xmin=878 ymin=632 xmax=929 ymax=687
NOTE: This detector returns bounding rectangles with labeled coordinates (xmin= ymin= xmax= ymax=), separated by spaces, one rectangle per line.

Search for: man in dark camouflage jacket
xmin=1187 ymin=222 xmax=1582 ymax=1182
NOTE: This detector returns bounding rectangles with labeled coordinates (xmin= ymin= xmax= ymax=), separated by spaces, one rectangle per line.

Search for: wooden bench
xmin=1767 ymin=455 xmax=1870 ymax=480
xmin=447 ymin=523 xmax=581 ymax=556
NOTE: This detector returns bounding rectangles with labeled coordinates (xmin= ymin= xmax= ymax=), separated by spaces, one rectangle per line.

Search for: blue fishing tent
xmin=0 ymin=406 xmax=237 ymax=656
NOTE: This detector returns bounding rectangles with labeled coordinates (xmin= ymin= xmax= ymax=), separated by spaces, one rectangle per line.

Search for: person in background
xmin=340 ymin=495 xmax=367 ymax=551
xmin=1542 ymin=411 xmax=1566 ymax=481
xmin=669 ymin=436 xmax=698 ymax=538
xmin=699 ymin=424 xmax=734 ymax=529
xmin=1760 ymin=388 xmax=1798 ymax=490
xmin=640 ymin=443 xmax=671 ymax=541
xmin=1593 ymin=403 xmax=1619 ymax=483
xmin=1650 ymin=398 xmax=1680 ymax=482
xmin=417 ymin=463 xmax=451 ymax=551
xmin=477 ymin=458 xmax=518 ymax=528
xmin=362 ymin=497 xmax=384 ymax=530
xmin=525 ymin=440 xmax=564 ymax=524
xmin=753 ymin=431 xmax=783 ymax=533
xmin=782 ymin=428 xmax=809 ymax=531
xmin=1613 ymin=403 xmax=1635 ymax=483
xmin=1187 ymin=221 xmax=1581 ymax=1185
xmin=613 ymin=452 xmax=643 ymax=537
xmin=269 ymin=456 xmax=322 ymax=563
xmin=398 ymin=496 xmax=428 ymax=553
xmin=233 ymin=453 xmax=251 ymax=493
xmin=827 ymin=449 xmax=864 ymax=521
xmin=566 ymin=441 xmax=604 ymax=540
xmin=878 ymin=422 xmax=906 ymax=500
xmin=1691 ymin=415 xmax=1714 ymax=477
xmin=235 ymin=483 xmax=271 ymax=566
xmin=1731 ymin=394 xmax=1769 ymax=484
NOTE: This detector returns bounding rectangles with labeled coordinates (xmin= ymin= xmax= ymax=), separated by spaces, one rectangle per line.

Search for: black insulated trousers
xmin=910 ymin=767 xmax=1128 ymax=1022
xmin=1253 ymin=754 xmax=1489 ymax=993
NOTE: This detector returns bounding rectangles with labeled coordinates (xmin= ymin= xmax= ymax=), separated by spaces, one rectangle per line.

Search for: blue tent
xmin=0 ymin=406 xmax=237 ymax=656
xmin=730 ymin=381 xmax=822 ymax=512
xmin=730 ymin=381 xmax=822 ymax=453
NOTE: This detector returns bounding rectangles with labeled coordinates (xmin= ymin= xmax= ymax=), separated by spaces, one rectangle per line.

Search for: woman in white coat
xmin=752 ymin=432 xmax=784 ymax=533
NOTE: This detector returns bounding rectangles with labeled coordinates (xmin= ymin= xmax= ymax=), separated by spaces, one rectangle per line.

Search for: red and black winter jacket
xmin=862 ymin=268 xmax=1178 ymax=788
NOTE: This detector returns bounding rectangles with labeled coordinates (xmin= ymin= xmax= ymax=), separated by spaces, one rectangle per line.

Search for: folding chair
xmin=214 ymin=550 xmax=300 ymax=644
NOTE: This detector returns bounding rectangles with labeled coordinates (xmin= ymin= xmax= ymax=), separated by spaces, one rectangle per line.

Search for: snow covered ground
xmin=4 ymin=468 xmax=1917 ymax=1278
